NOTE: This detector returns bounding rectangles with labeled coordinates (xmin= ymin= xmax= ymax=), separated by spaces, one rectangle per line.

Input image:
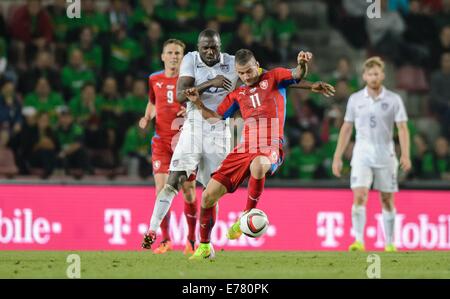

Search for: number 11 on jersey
xmin=250 ymin=93 xmax=261 ymax=108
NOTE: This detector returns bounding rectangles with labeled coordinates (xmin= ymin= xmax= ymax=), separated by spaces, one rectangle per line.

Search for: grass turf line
xmin=0 ymin=251 xmax=449 ymax=279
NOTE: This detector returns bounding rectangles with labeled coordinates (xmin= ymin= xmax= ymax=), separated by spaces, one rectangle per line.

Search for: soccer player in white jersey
xmin=142 ymin=29 xmax=239 ymax=249
xmin=332 ymin=57 xmax=411 ymax=252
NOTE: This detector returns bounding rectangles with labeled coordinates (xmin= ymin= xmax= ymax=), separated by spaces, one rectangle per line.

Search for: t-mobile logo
xmin=316 ymin=212 xmax=344 ymax=247
xmin=104 ymin=209 xmax=131 ymax=245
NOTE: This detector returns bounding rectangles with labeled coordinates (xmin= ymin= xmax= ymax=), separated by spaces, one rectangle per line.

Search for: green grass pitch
xmin=1 ymin=251 xmax=449 ymax=279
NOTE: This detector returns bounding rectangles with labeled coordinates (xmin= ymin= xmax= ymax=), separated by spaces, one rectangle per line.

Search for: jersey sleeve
xmin=272 ymin=67 xmax=300 ymax=88
xmin=217 ymin=93 xmax=240 ymax=119
xmin=394 ymin=95 xmax=408 ymax=123
xmin=344 ymin=95 xmax=355 ymax=122
xmin=179 ymin=53 xmax=195 ymax=78
xmin=148 ymin=77 xmax=156 ymax=104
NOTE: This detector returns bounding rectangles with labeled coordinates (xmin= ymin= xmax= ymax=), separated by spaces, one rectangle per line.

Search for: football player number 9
xmin=167 ymin=90 xmax=174 ymax=103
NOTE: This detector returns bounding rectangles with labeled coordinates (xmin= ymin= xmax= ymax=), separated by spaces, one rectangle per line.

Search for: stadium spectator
xmin=69 ymin=82 xmax=102 ymax=125
xmin=121 ymin=78 xmax=148 ymax=128
xmin=156 ymin=0 xmax=201 ymax=48
xmin=61 ymin=49 xmax=96 ymax=100
xmin=433 ymin=136 xmax=450 ymax=180
xmin=203 ymin=0 xmax=237 ymax=31
xmin=328 ymin=57 xmax=360 ymax=93
xmin=282 ymin=131 xmax=324 ymax=180
xmin=107 ymin=0 xmax=131 ymax=32
xmin=320 ymin=105 xmax=345 ymax=178
xmin=121 ymin=123 xmax=152 ymax=179
xmin=55 ymin=107 xmax=89 ymax=179
xmin=19 ymin=50 xmax=61 ymax=95
xmin=431 ymin=25 xmax=450 ymax=70
xmin=411 ymin=133 xmax=436 ymax=179
xmin=205 ymin=19 xmax=233 ymax=53
xmin=69 ymin=27 xmax=103 ymax=75
xmin=388 ymin=0 xmax=409 ymax=14
xmin=0 ymin=36 xmax=18 ymax=85
xmin=435 ymin=0 xmax=450 ymax=29
xmin=83 ymin=114 xmax=117 ymax=178
xmin=242 ymin=2 xmax=275 ymax=55
xmin=336 ymin=0 xmax=368 ymax=49
xmin=227 ymin=22 xmax=270 ymax=63
xmin=430 ymin=52 xmax=450 ymax=138
xmin=139 ymin=20 xmax=164 ymax=75
xmin=76 ymin=0 xmax=110 ymax=37
xmin=272 ymin=1 xmax=297 ymax=63
xmin=108 ymin=25 xmax=143 ymax=88
xmin=0 ymin=81 xmax=23 ymax=137
xmin=8 ymin=0 xmax=54 ymax=67
xmin=331 ymin=79 xmax=352 ymax=113
xmin=24 ymin=77 xmax=64 ymax=126
xmin=0 ymin=128 xmax=19 ymax=178
xmin=129 ymin=0 xmax=157 ymax=39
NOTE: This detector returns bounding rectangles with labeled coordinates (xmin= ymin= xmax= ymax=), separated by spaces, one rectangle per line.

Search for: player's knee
xmin=353 ymin=190 xmax=367 ymax=205
xmin=201 ymin=190 xmax=217 ymax=208
xmin=182 ymin=183 xmax=196 ymax=203
xmin=250 ymin=157 xmax=270 ymax=178
xmin=167 ymin=171 xmax=186 ymax=190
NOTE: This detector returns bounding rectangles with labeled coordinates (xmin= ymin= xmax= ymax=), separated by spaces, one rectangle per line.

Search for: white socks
xmin=352 ymin=205 xmax=366 ymax=243
xmin=149 ymin=184 xmax=178 ymax=231
xmin=382 ymin=209 xmax=396 ymax=246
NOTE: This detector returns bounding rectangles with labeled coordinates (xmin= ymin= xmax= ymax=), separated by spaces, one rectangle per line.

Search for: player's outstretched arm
xmin=332 ymin=121 xmax=353 ymax=178
xmin=176 ymin=75 xmax=233 ymax=103
xmin=139 ymin=101 xmax=156 ymax=129
xmin=183 ymin=88 xmax=222 ymax=123
xmin=289 ymin=80 xmax=336 ymax=97
xmin=292 ymin=51 xmax=313 ymax=81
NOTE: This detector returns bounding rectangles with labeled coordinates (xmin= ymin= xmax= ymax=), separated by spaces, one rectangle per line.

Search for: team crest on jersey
xmin=381 ymin=102 xmax=389 ymax=111
xmin=156 ymin=82 xmax=163 ymax=88
xmin=172 ymin=160 xmax=179 ymax=167
xmin=259 ymin=80 xmax=268 ymax=90
xmin=220 ymin=64 xmax=229 ymax=72
xmin=250 ymin=87 xmax=257 ymax=93
xmin=153 ymin=160 xmax=161 ymax=170
xmin=167 ymin=85 xmax=175 ymax=90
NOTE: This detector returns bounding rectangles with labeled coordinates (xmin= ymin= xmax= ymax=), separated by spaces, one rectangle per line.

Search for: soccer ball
xmin=239 ymin=209 xmax=269 ymax=238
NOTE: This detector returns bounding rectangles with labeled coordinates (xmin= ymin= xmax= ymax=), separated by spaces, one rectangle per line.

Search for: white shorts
xmin=350 ymin=161 xmax=399 ymax=193
xmin=170 ymin=117 xmax=231 ymax=187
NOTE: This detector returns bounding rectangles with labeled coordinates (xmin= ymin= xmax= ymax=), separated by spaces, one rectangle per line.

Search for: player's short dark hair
xmin=163 ymin=39 xmax=186 ymax=51
xmin=198 ymin=29 xmax=220 ymax=42
xmin=234 ymin=49 xmax=255 ymax=65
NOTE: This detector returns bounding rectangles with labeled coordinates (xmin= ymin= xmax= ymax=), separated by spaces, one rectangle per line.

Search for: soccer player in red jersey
xmin=183 ymin=49 xmax=313 ymax=259
xmin=139 ymin=39 xmax=197 ymax=255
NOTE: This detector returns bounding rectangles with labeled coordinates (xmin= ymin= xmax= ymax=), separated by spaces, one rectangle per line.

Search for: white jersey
xmin=179 ymin=51 xmax=239 ymax=118
xmin=344 ymin=86 xmax=408 ymax=167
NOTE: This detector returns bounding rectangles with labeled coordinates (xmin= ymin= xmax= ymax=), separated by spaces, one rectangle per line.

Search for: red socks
xmin=184 ymin=200 xmax=197 ymax=242
xmin=199 ymin=204 xmax=217 ymax=243
xmin=160 ymin=212 xmax=171 ymax=241
xmin=246 ymin=176 xmax=265 ymax=211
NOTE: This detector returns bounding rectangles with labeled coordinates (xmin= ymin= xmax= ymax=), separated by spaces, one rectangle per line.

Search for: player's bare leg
xmin=380 ymin=192 xmax=397 ymax=252
xmin=143 ymin=171 xmax=188 ymax=249
xmin=181 ymin=179 xmax=197 ymax=254
xmin=349 ymin=187 xmax=368 ymax=251
xmin=227 ymin=155 xmax=271 ymax=240
xmin=189 ymin=179 xmax=227 ymax=260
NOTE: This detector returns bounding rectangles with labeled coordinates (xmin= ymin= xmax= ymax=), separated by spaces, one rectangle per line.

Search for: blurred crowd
xmin=0 ymin=0 xmax=449 ymax=182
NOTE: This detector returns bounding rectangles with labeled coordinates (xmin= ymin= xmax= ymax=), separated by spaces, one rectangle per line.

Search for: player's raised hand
xmin=183 ymin=87 xmax=200 ymax=103
xmin=139 ymin=116 xmax=150 ymax=129
xmin=311 ymin=81 xmax=336 ymax=97
xmin=210 ymin=75 xmax=233 ymax=91
xmin=400 ymin=155 xmax=412 ymax=172
xmin=297 ymin=51 xmax=313 ymax=65
xmin=332 ymin=157 xmax=343 ymax=178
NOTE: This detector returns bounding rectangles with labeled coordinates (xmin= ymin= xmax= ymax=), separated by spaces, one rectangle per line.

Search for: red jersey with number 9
xmin=148 ymin=71 xmax=183 ymax=139
xmin=217 ymin=67 xmax=299 ymax=149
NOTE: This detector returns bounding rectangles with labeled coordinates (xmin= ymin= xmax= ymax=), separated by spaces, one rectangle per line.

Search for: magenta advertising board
xmin=0 ymin=185 xmax=449 ymax=251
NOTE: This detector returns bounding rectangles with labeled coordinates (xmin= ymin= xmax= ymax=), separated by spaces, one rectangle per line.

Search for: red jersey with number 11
xmin=217 ymin=67 xmax=299 ymax=149
xmin=148 ymin=71 xmax=183 ymax=139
